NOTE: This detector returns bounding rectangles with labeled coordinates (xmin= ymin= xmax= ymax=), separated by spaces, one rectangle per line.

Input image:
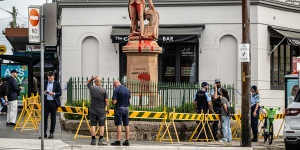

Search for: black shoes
xmin=98 ymin=138 xmax=107 ymax=145
xmin=111 ymin=140 xmax=130 ymax=146
xmin=252 ymin=138 xmax=258 ymax=142
xmin=48 ymin=133 xmax=54 ymax=139
xmin=111 ymin=141 xmax=121 ymax=146
xmin=38 ymin=134 xmax=47 ymax=139
xmin=123 ymin=140 xmax=130 ymax=146
xmin=91 ymin=138 xmax=96 ymax=145
xmin=6 ymin=122 xmax=16 ymax=127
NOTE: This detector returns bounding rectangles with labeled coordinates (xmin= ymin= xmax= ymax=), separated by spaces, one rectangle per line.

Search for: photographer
xmin=211 ymin=79 xmax=222 ymax=140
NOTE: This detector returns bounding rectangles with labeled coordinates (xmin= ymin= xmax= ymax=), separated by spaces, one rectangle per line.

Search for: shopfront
xmin=269 ymin=26 xmax=300 ymax=90
xmin=111 ymin=25 xmax=204 ymax=83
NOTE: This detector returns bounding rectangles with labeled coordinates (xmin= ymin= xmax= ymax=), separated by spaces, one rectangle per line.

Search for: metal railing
xmin=67 ymin=77 xmax=235 ymax=113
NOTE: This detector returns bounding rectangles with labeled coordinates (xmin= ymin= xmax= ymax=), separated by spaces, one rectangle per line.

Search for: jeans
xmin=221 ymin=115 xmax=232 ymax=142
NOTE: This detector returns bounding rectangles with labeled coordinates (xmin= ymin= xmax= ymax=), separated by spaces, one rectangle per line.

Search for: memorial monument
xmin=123 ymin=0 xmax=162 ymax=82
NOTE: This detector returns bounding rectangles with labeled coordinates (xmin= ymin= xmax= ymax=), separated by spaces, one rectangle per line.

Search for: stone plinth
xmin=123 ymin=40 xmax=162 ymax=82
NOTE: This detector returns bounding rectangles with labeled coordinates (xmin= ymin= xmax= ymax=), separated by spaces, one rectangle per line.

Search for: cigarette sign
xmin=28 ymin=7 xmax=40 ymax=43
xmin=239 ymin=43 xmax=250 ymax=62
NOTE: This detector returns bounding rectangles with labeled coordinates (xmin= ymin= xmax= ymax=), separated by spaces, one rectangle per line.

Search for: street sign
xmin=0 ymin=45 xmax=7 ymax=54
xmin=239 ymin=43 xmax=250 ymax=62
xmin=29 ymin=7 xmax=40 ymax=43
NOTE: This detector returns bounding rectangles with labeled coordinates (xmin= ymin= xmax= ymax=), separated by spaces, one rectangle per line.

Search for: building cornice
xmin=58 ymin=0 xmax=300 ymax=13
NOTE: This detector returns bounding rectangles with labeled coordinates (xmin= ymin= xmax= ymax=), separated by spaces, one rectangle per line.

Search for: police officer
xmin=211 ymin=79 xmax=222 ymax=140
xmin=250 ymin=85 xmax=260 ymax=142
xmin=194 ymin=82 xmax=214 ymax=114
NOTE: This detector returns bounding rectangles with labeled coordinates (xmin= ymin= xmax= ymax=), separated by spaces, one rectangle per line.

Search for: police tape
xmin=31 ymin=103 xmax=284 ymax=120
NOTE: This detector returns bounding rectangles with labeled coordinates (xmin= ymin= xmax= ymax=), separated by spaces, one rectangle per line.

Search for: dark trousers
xmin=251 ymin=105 xmax=260 ymax=139
xmin=212 ymin=107 xmax=221 ymax=140
xmin=212 ymin=121 xmax=219 ymax=139
xmin=44 ymin=100 xmax=57 ymax=135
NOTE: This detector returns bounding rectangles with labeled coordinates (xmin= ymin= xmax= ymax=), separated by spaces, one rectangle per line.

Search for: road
xmin=0 ymin=112 xmax=285 ymax=150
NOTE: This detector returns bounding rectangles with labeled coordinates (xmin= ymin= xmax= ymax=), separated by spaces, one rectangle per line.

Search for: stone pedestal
xmin=123 ymin=40 xmax=162 ymax=106
xmin=123 ymin=40 xmax=162 ymax=82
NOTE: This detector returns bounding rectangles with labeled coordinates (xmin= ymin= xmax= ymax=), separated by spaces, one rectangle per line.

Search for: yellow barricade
xmin=156 ymin=108 xmax=180 ymax=144
xmin=15 ymin=94 xmax=40 ymax=132
xmin=231 ymin=112 xmax=242 ymax=140
xmin=189 ymin=111 xmax=215 ymax=143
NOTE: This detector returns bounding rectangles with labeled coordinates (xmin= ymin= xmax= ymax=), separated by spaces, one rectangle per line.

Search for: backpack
xmin=224 ymin=99 xmax=234 ymax=115
xmin=195 ymin=89 xmax=209 ymax=113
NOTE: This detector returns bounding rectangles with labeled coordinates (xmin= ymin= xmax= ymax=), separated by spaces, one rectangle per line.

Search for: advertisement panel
xmin=286 ymin=79 xmax=299 ymax=107
xmin=1 ymin=65 xmax=28 ymax=103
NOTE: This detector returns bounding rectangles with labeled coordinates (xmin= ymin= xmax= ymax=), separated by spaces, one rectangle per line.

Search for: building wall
xmin=61 ymin=26 xmax=119 ymax=102
xmin=60 ymin=4 xmax=300 ymax=112
xmin=60 ymin=5 xmax=257 ymax=105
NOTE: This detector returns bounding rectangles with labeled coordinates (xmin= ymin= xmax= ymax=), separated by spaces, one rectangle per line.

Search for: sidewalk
xmin=0 ymin=138 xmax=255 ymax=150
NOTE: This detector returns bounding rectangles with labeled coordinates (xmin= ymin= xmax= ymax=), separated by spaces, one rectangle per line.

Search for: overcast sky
xmin=0 ymin=0 xmax=46 ymax=54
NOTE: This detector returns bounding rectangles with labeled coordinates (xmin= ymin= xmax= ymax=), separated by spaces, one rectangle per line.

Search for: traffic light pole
xmin=241 ymin=0 xmax=251 ymax=147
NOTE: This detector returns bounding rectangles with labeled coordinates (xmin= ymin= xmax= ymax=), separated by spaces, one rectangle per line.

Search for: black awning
xmin=111 ymin=25 xmax=204 ymax=43
xmin=269 ymin=26 xmax=300 ymax=46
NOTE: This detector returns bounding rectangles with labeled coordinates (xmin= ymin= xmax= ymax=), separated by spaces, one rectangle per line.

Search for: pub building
xmin=58 ymin=0 xmax=300 ymax=117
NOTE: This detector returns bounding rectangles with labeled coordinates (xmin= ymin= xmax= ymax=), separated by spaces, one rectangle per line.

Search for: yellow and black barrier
xmin=19 ymin=95 xmax=286 ymax=142
xmin=189 ymin=111 xmax=215 ymax=143
xmin=15 ymin=94 xmax=41 ymax=132
xmin=156 ymin=108 xmax=180 ymax=144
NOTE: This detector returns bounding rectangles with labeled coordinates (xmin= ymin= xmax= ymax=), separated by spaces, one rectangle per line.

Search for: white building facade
xmin=58 ymin=0 xmax=300 ymax=120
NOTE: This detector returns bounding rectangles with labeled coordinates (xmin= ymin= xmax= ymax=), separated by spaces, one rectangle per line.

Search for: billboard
xmin=1 ymin=65 xmax=28 ymax=101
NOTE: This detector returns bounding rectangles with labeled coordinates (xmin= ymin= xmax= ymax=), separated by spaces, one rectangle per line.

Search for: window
xmin=119 ymin=42 xmax=199 ymax=83
xmin=159 ymin=43 xmax=198 ymax=83
xmin=270 ymin=37 xmax=300 ymax=90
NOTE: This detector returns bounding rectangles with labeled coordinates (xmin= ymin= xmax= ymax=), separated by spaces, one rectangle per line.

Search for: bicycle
xmin=261 ymin=106 xmax=280 ymax=145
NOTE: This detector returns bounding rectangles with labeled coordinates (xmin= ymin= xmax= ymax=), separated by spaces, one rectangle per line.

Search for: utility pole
xmin=241 ymin=0 xmax=251 ymax=147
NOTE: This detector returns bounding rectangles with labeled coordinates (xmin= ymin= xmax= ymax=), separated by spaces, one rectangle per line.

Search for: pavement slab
xmin=0 ymin=138 xmax=254 ymax=150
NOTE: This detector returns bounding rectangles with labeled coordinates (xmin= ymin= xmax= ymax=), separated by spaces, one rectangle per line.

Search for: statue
xmin=128 ymin=0 xmax=159 ymax=41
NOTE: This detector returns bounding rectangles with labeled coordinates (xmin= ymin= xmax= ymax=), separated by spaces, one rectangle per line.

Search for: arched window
xmin=81 ymin=36 xmax=99 ymax=77
xmin=219 ymin=35 xmax=238 ymax=84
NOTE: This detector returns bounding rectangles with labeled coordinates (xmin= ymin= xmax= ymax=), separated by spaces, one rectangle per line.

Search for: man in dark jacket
xmin=43 ymin=71 xmax=61 ymax=139
xmin=6 ymin=70 xmax=21 ymax=127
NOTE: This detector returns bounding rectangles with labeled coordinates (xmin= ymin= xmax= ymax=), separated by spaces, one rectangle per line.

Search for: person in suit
xmin=43 ymin=71 xmax=61 ymax=139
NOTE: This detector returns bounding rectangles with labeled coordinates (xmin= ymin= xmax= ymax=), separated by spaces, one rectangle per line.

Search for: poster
xmin=1 ymin=65 xmax=28 ymax=101
xmin=286 ymin=79 xmax=298 ymax=106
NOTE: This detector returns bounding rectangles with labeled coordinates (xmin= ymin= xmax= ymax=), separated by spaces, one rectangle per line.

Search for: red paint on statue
xmin=138 ymin=40 xmax=142 ymax=52
xmin=144 ymin=40 xmax=154 ymax=51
